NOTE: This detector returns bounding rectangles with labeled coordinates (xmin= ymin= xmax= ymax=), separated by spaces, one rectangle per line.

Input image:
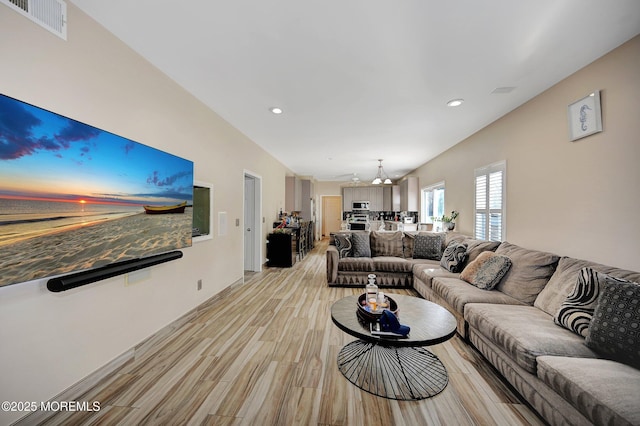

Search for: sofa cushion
xmin=372 ymin=256 xmax=414 ymax=273
xmin=370 ymin=231 xmax=403 ymax=257
xmin=413 ymin=233 xmax=445 ymax=260
xmin=444 ymin=232 xmax=468 ymax=249
xmin=463 ymin=238 xmax=501 ymax=264
xmin=494 ymin=242 xmax=559 ymax=305
xmin=464 ymin=303 xmax=598 ymax=373
xmin=440 ymin=241 xmax=468 ymax=272
xmin=333 ymin=233 xmax=352 ymax=258
xmin=534 ymin=256 xmax=640 ymax=316
xmin=432 ymin=277 xmax=525 ymax=314
xmin=350 ymin=231 xmax=371 ymax=257
xmin=337 ymin=257 xmax=375 ymax=272
xmin=412 ymin=267 xmax=458 ymax=289
xmin=537 ymin=356 xmax=640 ymax=426
xmin=585 ymin=278 xmax=640 ymax=369
xmin=407 ymin=258 xmax=442 ymax=269
xmin=460 ymin=251 xmax=512 ymax=290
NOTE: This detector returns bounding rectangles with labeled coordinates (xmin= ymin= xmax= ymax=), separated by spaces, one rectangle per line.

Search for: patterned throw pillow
xmin=440 ymin=241 xmax=468 ymax=272
xmin=460 ymin=251 xmax=512 ymax=290
xmin=350 ymin=232 xmax=371 ymax=258
xmin=370 ymin=231 xmax=403 ymax=257
xmin=413 ymin=233 xmax=445 ymax=260
xmin=585 ymin=278 xmax=640 ymax=369
xmin=334 ymin=234 xmax=352 ymax=258
xmin=553 ymin=267 xmax=618 ymax=337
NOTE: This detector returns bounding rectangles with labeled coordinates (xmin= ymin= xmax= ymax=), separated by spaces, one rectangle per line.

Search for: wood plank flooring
xmin=38 ymin=239 xmax=545 ymax=426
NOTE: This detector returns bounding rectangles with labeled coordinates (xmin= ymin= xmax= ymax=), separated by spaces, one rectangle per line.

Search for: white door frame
xmin=243 ymin=170 xmax=262 ymax=272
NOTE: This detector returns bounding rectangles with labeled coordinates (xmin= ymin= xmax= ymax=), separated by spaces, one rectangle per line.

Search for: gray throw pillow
xmin=460 ymin=251 xmax=512 ymax=290
xmin=370 ymin=231 xmax=403 ymax=257
xmin=585 ymin=278 xmax=640 ymax=369
xmin=554 ymin=267 xmax=611 ymax=337
xmin=413 ymin=233 xmax=445 ymax=260
xmin=440 ymin=241 xmax=468 ymax=272
xmin=334 ymin=234 xmax=352 ymax=258
xmin=350 ymin=232 xmax=371 ymax=258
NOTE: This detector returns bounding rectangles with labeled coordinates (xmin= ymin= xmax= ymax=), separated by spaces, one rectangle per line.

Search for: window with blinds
xmin=474 ymin=161 xmax=506 ymax=241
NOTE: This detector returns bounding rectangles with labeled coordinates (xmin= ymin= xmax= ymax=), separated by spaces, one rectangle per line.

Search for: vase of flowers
xmin=440 ymin=210 xmax=459 ymax=231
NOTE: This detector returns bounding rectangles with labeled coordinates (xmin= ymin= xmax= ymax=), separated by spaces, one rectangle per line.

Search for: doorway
xmin=322 ymin=195 xmax=342 ymax=237
xmin=244 ymin=172 xmax=262 ymax=272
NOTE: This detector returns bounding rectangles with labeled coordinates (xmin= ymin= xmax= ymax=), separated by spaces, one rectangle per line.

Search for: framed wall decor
xmin=568 ymin=90 xmax=602 ymax=141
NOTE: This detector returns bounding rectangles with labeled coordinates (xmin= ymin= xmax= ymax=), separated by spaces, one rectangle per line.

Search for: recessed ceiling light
xmin=270 ymin=107 xmax=283 ymax=114
xmin=446 ymin=99 xmax=464 ymax=107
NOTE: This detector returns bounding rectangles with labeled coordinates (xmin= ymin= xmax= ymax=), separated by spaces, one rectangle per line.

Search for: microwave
xmin=352 ymin=201 xmax=370 ymax=210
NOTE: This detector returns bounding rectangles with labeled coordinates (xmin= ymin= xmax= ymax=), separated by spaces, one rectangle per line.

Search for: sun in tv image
xmin=0 ymin=94 xmax=194 ymax=288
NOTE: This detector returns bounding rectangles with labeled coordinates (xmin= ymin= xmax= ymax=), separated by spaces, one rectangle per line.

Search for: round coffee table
xmin=330 ymin=294 xmax=456 ymax=400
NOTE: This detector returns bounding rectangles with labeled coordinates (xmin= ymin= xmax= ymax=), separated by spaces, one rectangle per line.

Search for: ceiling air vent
xmin=491 ymin=87 xmax=516 ymax=94
xmin=1 ymin=0 xmax=67 ymax=40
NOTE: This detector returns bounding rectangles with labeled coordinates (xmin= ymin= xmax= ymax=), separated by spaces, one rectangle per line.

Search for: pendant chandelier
xmin=372 ymin=159 xmax=392 ymax=185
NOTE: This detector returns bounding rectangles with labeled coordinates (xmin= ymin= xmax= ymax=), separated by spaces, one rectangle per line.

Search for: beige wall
xmin=314 ymin=181 xmax=344 ymax=196
xmin=0 ymin=5 xmax=290 ymax=424
xmin=413 ymin=36 xmax=640 ymax=271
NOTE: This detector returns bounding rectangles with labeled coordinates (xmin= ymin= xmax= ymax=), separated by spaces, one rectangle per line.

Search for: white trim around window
xmin=420 ymin=181 xmax=445 ymax=223
xmin=474 ymin=161 xmax=506 ymax=241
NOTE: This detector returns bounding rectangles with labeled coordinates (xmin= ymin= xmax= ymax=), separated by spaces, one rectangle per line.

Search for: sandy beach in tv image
xmin=0 ymin=94 xmax=194 ymax=288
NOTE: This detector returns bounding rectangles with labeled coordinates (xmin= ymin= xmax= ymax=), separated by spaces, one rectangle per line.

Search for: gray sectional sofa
xmin=326 ymin=230 xmax=443 ymax=287
xmin=326 ymin=231 xmax=640 ymax=426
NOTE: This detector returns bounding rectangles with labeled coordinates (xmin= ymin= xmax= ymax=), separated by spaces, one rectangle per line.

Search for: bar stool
xmin=298 ymin=222 xmax=307 ymax=260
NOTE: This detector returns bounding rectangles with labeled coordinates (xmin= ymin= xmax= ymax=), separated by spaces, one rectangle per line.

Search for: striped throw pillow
xmin=554 ymin=267 xmax=631 ymax=337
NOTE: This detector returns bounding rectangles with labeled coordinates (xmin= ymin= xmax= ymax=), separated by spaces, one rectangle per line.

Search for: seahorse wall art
xmin=579 ymin=104 xmax=592 ymax=131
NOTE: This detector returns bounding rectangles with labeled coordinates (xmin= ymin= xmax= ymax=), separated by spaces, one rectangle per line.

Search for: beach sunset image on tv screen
xmin=0 ymin=94 xmax=194 ymax=288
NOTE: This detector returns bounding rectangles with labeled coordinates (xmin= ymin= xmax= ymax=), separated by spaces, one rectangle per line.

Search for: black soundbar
xmin=46 ymin=251 xmax=183 ymax=292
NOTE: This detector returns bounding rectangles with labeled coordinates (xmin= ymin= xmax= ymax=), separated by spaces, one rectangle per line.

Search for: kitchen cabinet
xmin=342 ymin=187 xmax=354 ymax=211
xmin=300 ymin=179 xmax=314 ymax=221
xmin=369 ymin=186 xmax=384 ymax=211
xmin=343 ymin=186 xmax=387 ymax=211
xmin=383 ymin=185 xmax=400 ymax=211
xmin=353 ymin=186 xmax=370 ymax=202
xmin=285 ymin=176 xmax=302 ymax=212
xmin=392 ymin=185 xmax=401 ymax=211
xmin=400 ymin=177 xmax=419 ymax=212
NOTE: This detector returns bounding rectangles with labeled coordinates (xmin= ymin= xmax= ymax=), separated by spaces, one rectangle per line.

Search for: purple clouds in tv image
xmin=0 ymin=95 xmax=99 ymax=160
xmin=0 ymin=93 xmax=193 ymax=208
xmin=147 ymin=170 xmax=193 ymax=187
xmin=124 ymin=141 xmax=135 ymax=155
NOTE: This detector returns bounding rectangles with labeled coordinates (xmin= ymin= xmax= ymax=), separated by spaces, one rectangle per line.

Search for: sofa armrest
xmin=327 ymin=245 xmax=339 ymax=283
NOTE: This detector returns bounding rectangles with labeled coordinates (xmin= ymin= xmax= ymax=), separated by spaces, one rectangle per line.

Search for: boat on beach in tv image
xmin=0 ymin=93 xmax=194 ymax=288
xmin=143 ymin=201 xmax=187 ymax=215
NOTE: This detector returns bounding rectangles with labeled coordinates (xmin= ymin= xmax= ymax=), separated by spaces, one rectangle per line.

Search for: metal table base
xmin=337 ymin=339 xmax=448 ymax=400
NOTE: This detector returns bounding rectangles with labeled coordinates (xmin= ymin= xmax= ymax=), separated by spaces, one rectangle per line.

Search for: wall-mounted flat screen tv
xmin=0 ymin=93 xmax=194 ymax=288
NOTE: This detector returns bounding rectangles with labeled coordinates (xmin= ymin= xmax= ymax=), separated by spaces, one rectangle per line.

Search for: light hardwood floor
xmin=39 ymin=239 xmax=545 ymax=426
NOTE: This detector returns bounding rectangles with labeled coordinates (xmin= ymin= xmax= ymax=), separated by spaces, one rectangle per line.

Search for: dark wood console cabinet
xmin=267 ymin=232 xmax=296 ymax=267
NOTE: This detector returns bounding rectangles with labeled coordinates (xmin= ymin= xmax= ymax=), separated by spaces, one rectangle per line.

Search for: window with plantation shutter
xmin=474 ymin=161 xmax=506 ymax=241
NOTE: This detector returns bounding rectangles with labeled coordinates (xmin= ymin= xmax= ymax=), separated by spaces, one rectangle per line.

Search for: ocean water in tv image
xmin=0 ymin=94 xmax=194 ymax=287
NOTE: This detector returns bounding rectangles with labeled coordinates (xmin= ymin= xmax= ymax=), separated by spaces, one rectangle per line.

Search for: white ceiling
xmin=72 ymin=0 xmax=640 ymax=183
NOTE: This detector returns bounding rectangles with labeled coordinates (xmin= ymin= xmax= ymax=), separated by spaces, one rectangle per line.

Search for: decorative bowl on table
xmin=356 ymin=293 xmax=398 ymax=322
